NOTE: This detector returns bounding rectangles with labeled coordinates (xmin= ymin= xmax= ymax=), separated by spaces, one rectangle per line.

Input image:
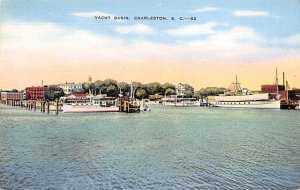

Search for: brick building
xmin=25 ymin=86 xmax=47 ymax=100
xmin=261 ymin=84 xmax=287 ymax=100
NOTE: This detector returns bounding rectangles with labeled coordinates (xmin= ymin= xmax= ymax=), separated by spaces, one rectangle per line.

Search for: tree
xmin=197 ymin=87 xmax=226 ymax=98
xmin=185 ymin=90 xmax=194 ymax=98
xmin=165 ymin=88 xmax=176 ymax=96
xmin=45 ymin=86 xmax=65 ymax=101
xmin=181 ymin=83 xmax=194 ymax=97
xmin=145 ymin=82 xmax=163 ymax=95
xmin=118 ymin=82 xmax=130 ymax=96
xmin=93 ymin=80 xmax=103 ymax=94
xmin=11 ymin=89 xmax=18 ymax=92
xmin=163 ymin=83 xmax=175 ymax=95
xmin=100 ymin=79 xmax=119 ymax=97
xmin=135 ymin=88 xmax=148 ymax=99
xmin=106 ymin=84 xmax=118 ymax=97
xmin=82 ymin=82 xmax=93 ymax=93
xmin=130 ymin=82 xmax=142 ymax=98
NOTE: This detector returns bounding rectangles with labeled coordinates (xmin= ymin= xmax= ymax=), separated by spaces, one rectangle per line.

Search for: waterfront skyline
xmin=0 ymin=0 xmax=300 ymax=90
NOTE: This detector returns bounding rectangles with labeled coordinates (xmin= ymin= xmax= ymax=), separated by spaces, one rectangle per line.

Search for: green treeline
xmin=44 ymin=78 xmax=226 ymax=100
xmin=81 ymin=79 xmax=225 ymax=99
xmin=82 ymin=79 xmax=184 ymax=99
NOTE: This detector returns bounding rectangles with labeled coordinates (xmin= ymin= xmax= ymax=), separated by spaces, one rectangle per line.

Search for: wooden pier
xmin=0 ymin=99 xmax=62 ymax=114
xmin=119 ymin=97 xmax=141 ymax=113
xmin=0 ymin=97 xmax=142 ymax=114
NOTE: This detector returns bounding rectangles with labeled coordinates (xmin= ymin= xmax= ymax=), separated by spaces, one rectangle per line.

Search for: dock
xmin=0 ymin=99 xmax=62 ymax=114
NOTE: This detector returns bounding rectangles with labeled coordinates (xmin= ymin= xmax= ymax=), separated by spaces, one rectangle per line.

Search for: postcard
xmin=0 ymin=0 xmax=299 ymax=189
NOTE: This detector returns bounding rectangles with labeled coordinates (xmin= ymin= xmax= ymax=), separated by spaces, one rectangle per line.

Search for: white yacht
xmin=210 ymin=93 xmax=280 ymax=109
xmin=162 ymin=96 xmax=201 ymax=107
xmin=210 ymin=75 xmax=280 ymax=109
xmin=62 ymin=94 xmax=119 ymax=113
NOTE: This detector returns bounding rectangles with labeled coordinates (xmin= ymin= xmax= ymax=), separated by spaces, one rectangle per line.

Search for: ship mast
xmin=232 ymin=74 xmax=241 ymax=94
xmin=276 ymin=67 xmax=279 ymax=95
xmin=235 ymin=74 xmax=238 ymax=93
xmin=130 ymin=81 xmax=133 ymax=100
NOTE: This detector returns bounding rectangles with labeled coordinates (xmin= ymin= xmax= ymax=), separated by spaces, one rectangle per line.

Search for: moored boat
xmin=62 ymin=103 xmax=119 ymax=113
xmin=162 ymin=96 xmax=201 ymax=107
xmin=210 ymin=93 xmax=280 ymax=109
xmin=62 ymin=94 xmax=119 ymax=113
xmin=210 ymin=75 xmax=280 ymax=109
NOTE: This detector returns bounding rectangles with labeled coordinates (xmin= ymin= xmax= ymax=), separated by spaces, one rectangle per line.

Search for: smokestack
xmin=283 ymin=72 xmax=285 ymax=87
xmin=41 ymin=80 xmax=43 ymax=87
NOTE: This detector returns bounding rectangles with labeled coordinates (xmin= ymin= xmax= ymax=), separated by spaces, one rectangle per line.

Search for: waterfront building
xmin=58 ymin=82 xmax=83 ymax=95
xmin=25 ymin=86 xmax=47 ymax=100
xmin=0 ymin=91 xmax=25 ymax=100
xmin=261 ymin=84 xmax=287 ymax=100
xmin=176 ymin=83 xmax=185 ymax=96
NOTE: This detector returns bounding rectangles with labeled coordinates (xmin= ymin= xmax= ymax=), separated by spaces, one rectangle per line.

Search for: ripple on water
xmin=0 ymin=106 xmax=300 ymax=189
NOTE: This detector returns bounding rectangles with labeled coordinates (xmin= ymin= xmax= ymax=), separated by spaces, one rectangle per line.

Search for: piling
xmin=47 ymin=102 xmax=50 ymax=114
xmin=55 ymin=99 xmax=59 ymax=115
xmin=42 ymin=102 xmax=46 ymax=112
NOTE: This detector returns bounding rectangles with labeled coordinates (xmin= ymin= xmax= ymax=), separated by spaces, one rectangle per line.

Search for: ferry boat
xmin=210 ymin=75 xmax=281 ymax=109
xmin=162 ymin=95 xmax=201 ymax=107
xmin=62 ymin=94 xmax=119 ymax=113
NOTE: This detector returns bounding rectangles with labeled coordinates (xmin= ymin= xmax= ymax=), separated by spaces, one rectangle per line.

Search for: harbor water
xmin=0 ymin=105 xmax=299 ymax=189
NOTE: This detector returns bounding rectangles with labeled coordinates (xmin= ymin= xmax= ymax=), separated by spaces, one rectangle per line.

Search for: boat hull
xmin=63 ymin=104 xmax=119 ymax=113
xmin=210 ymin=100 xmax=281 ymax=109
xmin=162 ymin=101 xmax=201 ymax=107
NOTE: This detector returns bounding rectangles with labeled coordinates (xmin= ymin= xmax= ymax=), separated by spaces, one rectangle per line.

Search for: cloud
xmin=167 ymin=22 xmax=218 ymax=36
xmin=183 ymin=26 xmax=266 ymax=62
xmin=287 ymin=33 xmax=300 ymax=46
xmin=211 ymin=27 xmax=262 ymax=44
xmin=1 ymin=21 xmax=299 ymax=67
xmin=192 ymin=7 xmax=219 ymax=13
xmin=233 ymin=10 xmax=270 ymax=17
xmin=0 ymin=22 xmax=67 ymax=49
xmin=115 ymin=24 xmax=155 ymax=34
xmin=72 ymin=11 xmax=113 ymax=18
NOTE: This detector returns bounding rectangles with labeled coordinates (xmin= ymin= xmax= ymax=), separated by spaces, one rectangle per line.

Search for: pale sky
xmin=0 ymin=0 xmax=299 ymax=90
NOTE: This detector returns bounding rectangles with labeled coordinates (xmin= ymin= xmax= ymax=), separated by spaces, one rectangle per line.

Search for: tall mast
xmin=228 ymin=74 xmax=241 ymax=94
xmin=234 ymin=74 xmax=241 ymax=93
xmin=276 ymin=67 xmax=278 ymax=95
xmin=130 ymin=81 xmax=133 ymax=100
xmin=235 ymin=74 xmax=238 ymax=93
xmin=283 ymin=72 xmax=285 ymax=88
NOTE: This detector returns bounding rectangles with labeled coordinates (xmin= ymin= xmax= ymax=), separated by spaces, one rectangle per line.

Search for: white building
xmin=59 ymin=82 xmax=83 ymax=95
xmin=176 ymin=83 xmax=185 ymax=96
